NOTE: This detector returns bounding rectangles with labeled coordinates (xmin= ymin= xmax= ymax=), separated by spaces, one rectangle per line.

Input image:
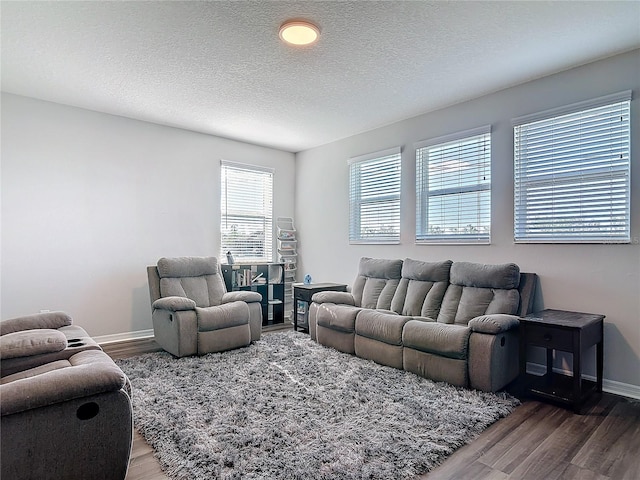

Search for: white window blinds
xmin=415 ymin=127 xmax=491 ymax=243
xmin=220 ymin=161 xmax=273 ymax=261
xmin=349 ymin=147 xmax=401 ymax=243
xmin=513 ymin=91 xmax=631 ymax=243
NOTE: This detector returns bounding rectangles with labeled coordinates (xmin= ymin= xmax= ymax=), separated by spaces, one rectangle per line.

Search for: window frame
xmin=513 ymin=91 xmax=631 ymax=244
xmin=348 ymin=146 xmax=402 ymax=244
xmin=220 ymin=160 xmax=274 ymax=262
xmin=415 ymin=126 xmax=492 ymax=244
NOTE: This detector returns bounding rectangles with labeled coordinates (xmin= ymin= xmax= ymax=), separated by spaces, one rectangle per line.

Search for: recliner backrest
xmin=351 ymin=257 xmax=403 ymax=309
xmin=157 ymin=256 xmax=227 ymax=308
xmin=390 ymin=258 xmax=452 ymax=317
xmin=437 ymin=262 xmax=521 ymax=325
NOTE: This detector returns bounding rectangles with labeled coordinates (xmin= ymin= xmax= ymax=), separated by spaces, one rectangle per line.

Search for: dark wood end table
xmin=293 ymin=283 xmax=347 ymax=332
xmin=519 ymin=309 xmax=604 ymax=414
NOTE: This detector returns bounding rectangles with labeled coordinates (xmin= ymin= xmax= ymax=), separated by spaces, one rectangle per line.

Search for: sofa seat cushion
xmin=196 ymin=302 xmax=249 ymax=331
xmin=402 ymin=320 xmax=471 ymax=360
xmin=355 ymin=310 xmax=410 ymax=346
xmin=316 ymin=304 xmax=361 ymax=333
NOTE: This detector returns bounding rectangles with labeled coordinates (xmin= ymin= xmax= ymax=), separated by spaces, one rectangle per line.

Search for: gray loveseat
xmin=309 ymin=257 xmax=536 ymax=392
xmin=1 ymin=311 xmax=133 ymax=480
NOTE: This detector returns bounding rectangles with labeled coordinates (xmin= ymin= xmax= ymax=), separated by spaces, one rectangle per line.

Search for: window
xmin=415 ymin=126 xmax=491 ymax=243
xmin=220 ymin=161 xmax=273 ymax=261
xmin=349 ymin=147 xmax=401 ymax=243
xmin=513 ymin=91 xmax=631 ymax=243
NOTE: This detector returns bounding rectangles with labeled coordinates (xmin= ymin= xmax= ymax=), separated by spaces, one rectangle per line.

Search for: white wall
xmin=295 ymin=50 xmax=640 ymax=389
xmin=1 ymin=94 xmax=295 ymax=337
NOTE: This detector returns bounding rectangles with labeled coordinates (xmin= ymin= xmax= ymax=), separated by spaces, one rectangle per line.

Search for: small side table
xmin=293 ymin=283 xmax=347 ymax=332
xmin=519 ymin=309 xmax=604 ymax=414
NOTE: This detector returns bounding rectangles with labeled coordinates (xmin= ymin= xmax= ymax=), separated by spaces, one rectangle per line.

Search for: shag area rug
xmin=117 ymin=330 xmax=519 ymax=480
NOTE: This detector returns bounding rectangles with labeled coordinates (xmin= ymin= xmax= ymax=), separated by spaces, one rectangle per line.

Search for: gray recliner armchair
xmin=147 ymin=256 xmax=262 ymax=357
xmin=0 ymin=312 xmax=133 ymax=480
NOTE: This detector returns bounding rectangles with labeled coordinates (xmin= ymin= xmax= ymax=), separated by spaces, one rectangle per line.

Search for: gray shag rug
xmin=117 ymin=330 xmax=519 ymax=480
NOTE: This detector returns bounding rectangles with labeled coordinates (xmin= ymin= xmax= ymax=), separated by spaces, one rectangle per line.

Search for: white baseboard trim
xmin=526 ymin=362 xmax=640 ymax=400
xmin=94 ymin=329 xmax=154 ymax=345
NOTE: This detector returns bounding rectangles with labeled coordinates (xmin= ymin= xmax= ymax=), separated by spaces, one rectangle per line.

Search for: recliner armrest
xmin=0 ymin=350 xmax=128 ymax=416
xmin=222 ymin=291 xmax=262 ymax=303
xmin=0 ymin=312 xmax=73 ymax=336
xmin=312 ymin=291 xmax=355 ymax=306
xmin=152 ymin=296 xmax=196 ymax=311
xmin=0 ymin=329 xmax=67 ymax=360
xmin=468 ymin=314 xmax=519 ymax=334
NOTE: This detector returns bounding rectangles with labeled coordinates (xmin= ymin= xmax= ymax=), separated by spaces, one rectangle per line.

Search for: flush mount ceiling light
xmin=279 ymin=20 xmax=320 ymax=46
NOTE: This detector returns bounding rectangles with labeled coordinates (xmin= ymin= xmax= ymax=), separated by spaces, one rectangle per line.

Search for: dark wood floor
xmin=109 ymin=337 xmax=640 ymax=480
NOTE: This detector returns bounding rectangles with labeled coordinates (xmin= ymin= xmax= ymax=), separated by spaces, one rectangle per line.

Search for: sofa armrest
xmin=312 ymin=291 xmax=355 ymax=306
xmin=1 ymin=350 xmax=128 ymax=416
xmin=222 ymin=291 xmax=262 ymax=304
xmin=0 ymin=311 xmax=73 ymax=336
xmin=152 ymin=296 xmax=197 ymax=312
xmin=468 ymin=314 xmax=520 ymax=334
xmin=0 ymin=329 xmax=67 ymax=360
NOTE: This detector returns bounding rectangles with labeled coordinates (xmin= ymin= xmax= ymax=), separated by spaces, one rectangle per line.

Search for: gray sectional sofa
xmin=309 ymin=257 xmax=536 ymax=392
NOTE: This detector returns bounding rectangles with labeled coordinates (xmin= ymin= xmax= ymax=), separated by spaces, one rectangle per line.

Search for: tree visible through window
xmin=220 ymin=161 xmax=273 ymax=261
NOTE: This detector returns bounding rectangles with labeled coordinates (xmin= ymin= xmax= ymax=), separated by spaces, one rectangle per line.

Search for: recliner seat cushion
xmin=196 ymin=302 xmax=249 ymax=331
xmin=402 ymin=320 xmax=471 ymax=360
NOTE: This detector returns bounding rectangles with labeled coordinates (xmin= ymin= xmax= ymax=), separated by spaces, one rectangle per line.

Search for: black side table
xmin=293 ymin=283 xmax=347 ymax=332
xmin=519 ymin=309 xmax=604 ymax=414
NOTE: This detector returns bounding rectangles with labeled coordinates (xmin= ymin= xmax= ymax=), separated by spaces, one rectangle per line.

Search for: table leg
xmin=596 ymin=340 xmax=603 ymax=393
xmin=546 ymin=348 xmax=553 ymax=384
xmin=518 ymin=328 xmax=528 ymax=397
xmin=573 ymin=333 xmax=582 ymax=414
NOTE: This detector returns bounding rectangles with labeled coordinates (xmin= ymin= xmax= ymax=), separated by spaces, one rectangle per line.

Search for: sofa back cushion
xmin=391 ymin=258 xmax=452 ymax=317
xmin=157 ymin=256 xmax=226 ymax=308
xmin=437 ymin=262 xmax=521 ymax=325
xmin=351 ymin=258 xmax=403 ymax=309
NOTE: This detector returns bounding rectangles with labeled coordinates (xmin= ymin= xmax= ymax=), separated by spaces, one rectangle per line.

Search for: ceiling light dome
xmin=279 ymin=20 xmax=320 ymax=46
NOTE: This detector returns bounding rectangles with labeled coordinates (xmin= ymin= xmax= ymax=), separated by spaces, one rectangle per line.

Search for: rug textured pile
xmin=117 ymin=330 xmax=519 ymax=479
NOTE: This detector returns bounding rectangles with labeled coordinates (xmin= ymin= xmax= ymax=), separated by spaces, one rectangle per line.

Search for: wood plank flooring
xmin=109 ymin=337 xmax=640 ymax=480
xmin=424 ymin=393 xmax=639 ymax=480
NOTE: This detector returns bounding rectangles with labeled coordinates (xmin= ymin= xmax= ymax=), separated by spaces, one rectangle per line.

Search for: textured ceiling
xmin=2 ymin=1 xmax=639 ymax=152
